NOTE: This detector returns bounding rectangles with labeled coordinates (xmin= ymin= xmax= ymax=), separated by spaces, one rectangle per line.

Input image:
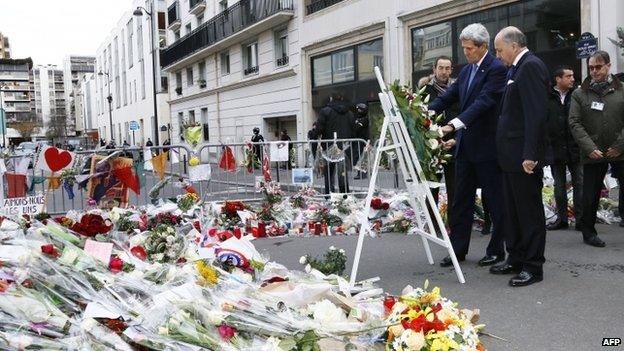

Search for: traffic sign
xmin=576 ymin=32 xmax=598 ymax=59
xmin=129 ymin=121 xmax=140 ymax=131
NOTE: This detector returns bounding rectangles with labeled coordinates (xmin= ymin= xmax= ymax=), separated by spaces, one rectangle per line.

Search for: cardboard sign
xmin=270 ymin=141 xmax=289 ymax=162
xmin=0 ymin=194 xmax=45 ymax=216
xmin=34 ymin=146 xmax=76 ymax=173
xmin=83 ymin=239 xmax=113 ymax=264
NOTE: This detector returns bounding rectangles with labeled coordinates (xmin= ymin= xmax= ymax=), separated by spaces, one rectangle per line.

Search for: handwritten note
xmin=189 ymin=164 xmax=211 ymax=181
xmin=83 ymin=240 xmax=113 ymax=264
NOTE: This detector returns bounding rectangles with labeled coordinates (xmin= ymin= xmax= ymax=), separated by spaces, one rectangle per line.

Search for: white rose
xmin=339 ymin=249 xmax=345 ymax=254
xmin=305 ymin=264 xmax=312 ymax=273
xmin=404 ymin=329 xmax=425 ymax=350
xmin=329 ymin=246 xmax=336 ymax=251
xmin=310 ymin=299 xmax=347 ymax=326
xmin=299 ymin=256 xmax=307 ymax=264
xmin=427 ymin=139 xmax=439 ymax=150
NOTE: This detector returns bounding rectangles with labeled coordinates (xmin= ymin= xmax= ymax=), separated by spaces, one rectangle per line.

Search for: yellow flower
xmin=427 ymin=332 xmax=459 ymax=351
xmin=196 ymin=260 xmax=219 ymax=286
xmin=420 ymin=287 xmax=441 ymax=304
xmin=189 ymin=156 xmax=200 ymax=166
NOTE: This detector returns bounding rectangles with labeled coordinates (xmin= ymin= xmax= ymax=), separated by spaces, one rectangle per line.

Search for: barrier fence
xmin=0 ymin=139 xmax=405 ymax=214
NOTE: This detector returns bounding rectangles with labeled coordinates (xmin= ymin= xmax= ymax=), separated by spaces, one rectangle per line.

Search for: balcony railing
xmin=190 ymin=0 xmax=206 ymax=14
xmin=306 ymin=0 xmax=345 ymax=15
xmin=244 ymin=65 xmax=259 ymax=76
xmin=168 ymin=1 xmax=180 ymax=27
xmin=161 ymin=0 xmax=294 ymax=68
xmin=276 ymin=55 xmax=289 ymax=67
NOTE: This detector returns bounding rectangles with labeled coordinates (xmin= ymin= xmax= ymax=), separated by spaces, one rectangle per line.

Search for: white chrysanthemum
xmin=309 ymin=299 xmax=347 ymax=326
xmin=299 ymin=256 xmax=307 ymax=264
xmin=329 ymin=246 xmax=336 ymax=251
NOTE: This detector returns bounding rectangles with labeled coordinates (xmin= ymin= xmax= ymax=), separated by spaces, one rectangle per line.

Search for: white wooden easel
xmin=349 ymin=66 xmax=465 ymax=286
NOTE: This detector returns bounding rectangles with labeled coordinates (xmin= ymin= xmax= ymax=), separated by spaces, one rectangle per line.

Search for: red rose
xmin=423 ymin=118 xmax=432 ymax=129
xmin=193 ymin=220 xmax=201 ymax=232
xmin=218 ymin=324 xmax=236 ymax=341
xmin=382 ymin=202 xmax=390 ymax=210
xmin=41 ymin=244 xmax=60 ymax=258
xmin=71 ymin=214 xmax=112 ymax=237
xmin=130 ymin=246 xmax=147 ymax=261
xmin=370 ymin=198 xmax=382 ymax=209
xmin=109 ymin=256 xmax=124 ymax=273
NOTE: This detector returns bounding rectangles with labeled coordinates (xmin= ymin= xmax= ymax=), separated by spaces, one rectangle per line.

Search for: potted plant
xmin=198 ymin=79 xmax=207 ymax=88
xmin=175 ymin=87 xmax=183 ymax=95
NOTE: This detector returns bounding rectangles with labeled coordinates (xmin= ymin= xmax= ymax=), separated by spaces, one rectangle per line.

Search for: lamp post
xmin=97 ymin=71 xmax=113 ymax=143
xmin=134 ymin=1 xmax=160 ymax=146
xmin=0 ymin=84 xmax=7 ymax=148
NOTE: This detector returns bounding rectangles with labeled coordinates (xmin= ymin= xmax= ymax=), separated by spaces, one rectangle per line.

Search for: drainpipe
xmin=214 ymin=56 xmax=222 ymax=141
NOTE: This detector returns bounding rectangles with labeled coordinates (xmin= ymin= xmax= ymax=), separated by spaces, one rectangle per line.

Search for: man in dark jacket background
xmin=546 ymin=66 xmax=583 ymax=231
xmin=569 ymin=51 xmax=624 ymax=247
xmin=317 ymin=91 xmax=353 ymax=194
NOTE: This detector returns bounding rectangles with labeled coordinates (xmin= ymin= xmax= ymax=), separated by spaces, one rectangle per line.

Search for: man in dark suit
xmin=428 ymin=23 xmax=507 ymax=268
xmin=490 ymin=26 xmax=549 ymax=287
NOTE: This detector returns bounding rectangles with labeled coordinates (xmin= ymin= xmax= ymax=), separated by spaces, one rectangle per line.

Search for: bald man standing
xmin=491 ymin=27 xmax=549 ymax=287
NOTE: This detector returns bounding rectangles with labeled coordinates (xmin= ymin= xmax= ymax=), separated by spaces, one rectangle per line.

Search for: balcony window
xmin=201 ymin=107 xmax=209 ymax=141
xmin=185 ymin=23 xmax=192 ymax=35
xmin=175 ymin=71 xmax=182 ymax=90
xmin=219 ymin=0 xmax=228 ymax=12
xmin=275 ymin=28 xmax=288 ymax=67
xmin=168 ymin=1 xmax=179 ymax=25
xmin=197 ymin=14 xmax=204 ymax=25
xmin=220 ymin=51 xmax=230 ymax=75
xmin=243 ymin=42 xmax=258 ymax=76
xmin=186 ymin=67 xmax=193 ymax=86
xmin=306 ymin=0 xmax=345 ymax=15
xmin=198 ymin=61 xmax=206 ymax=87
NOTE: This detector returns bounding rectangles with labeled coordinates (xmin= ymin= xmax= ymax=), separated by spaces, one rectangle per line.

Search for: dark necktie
xmin=506 ymin=65 xmax=516 ymax=80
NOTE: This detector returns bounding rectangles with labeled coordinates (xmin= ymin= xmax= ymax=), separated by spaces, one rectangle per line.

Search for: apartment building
xmin=160 ymin=0 xmax=298 ymax=145
xmin=63 ymin=55 xmax=96 ymax=136
xmin=81 ymin=73 xmax=99 ymax=138
xmin=94 ymin=0 xmax=171 ymax=146
xmin=0 ymin=57 xmax=35 ymax=144
xmin=0 ymin=32 xmax=10 ymax=59
xmin=33 ymin=65 xmax=67 ymax=139
xmin=160 ymin=0 xmax=623 ymax=146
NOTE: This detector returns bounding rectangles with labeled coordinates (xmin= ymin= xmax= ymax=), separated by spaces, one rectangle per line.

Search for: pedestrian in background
xmin=251 ymin=127 xmax=264 ymax=169
xmin=546 ymin=66 xmax=583 ymax=231
xmin=569 ymin=50 xmax=624 ymax=247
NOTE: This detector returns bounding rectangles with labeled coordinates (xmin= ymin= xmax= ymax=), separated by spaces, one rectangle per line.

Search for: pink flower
xmin=218 ymin=324 xmax=236 ymax=341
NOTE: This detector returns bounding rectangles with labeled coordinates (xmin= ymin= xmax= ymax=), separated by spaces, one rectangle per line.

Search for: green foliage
xmin=303 ymin=247 xmax=347 ymax=276
xmin=609 ymin=27 xmax=624 ymax=55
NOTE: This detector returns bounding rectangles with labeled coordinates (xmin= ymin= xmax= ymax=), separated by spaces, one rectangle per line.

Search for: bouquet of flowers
xmin=370 ymin=197 xmax=390 ymax=211
xmin=388 ymin=81 xmax=452 ymax=182
xmin=70 ymin=213 xmax=112 ymax=237
xmin=241 ymin=142 xmax=260 ymax=173
xmin=213 ymin=201 xmax=246 ymax=228
xmin=299 ymin=246 xmax=347 ymax=276
xmin=383 ymin=282 xmax=485 ymax=351
xmin=260 ymin=181 xmax=284 ymax=205
xmin=142 ymin=224 xmax=186 ymax=263
xmin=290 ymin=186 xmax=318 ymax=209
xmin=177 ymin=192 xmax=200 ymax=212
xmin=182 ymin=120 xmax=202 ymax=148
xmin=148 ymin=212 xmax=181 ymax=229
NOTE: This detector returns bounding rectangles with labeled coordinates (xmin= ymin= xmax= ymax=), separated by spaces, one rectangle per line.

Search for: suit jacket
xmin=429 ymin=52 xmax=507 ymax=162
xmin=496 ymin=52 xmax=549 ymax=172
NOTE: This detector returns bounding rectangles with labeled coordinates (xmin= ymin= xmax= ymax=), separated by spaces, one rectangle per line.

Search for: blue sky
xmin=0 ymin=0 xmax=132 ymax=65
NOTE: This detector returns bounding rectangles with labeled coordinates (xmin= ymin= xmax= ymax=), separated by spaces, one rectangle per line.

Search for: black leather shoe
xmin=440 ymin=255 xmax=465 ymax=267
xmin=489 ymin=262 xmax=522 ymax=275
xmin=546 ymin=220 xmax=568 ymax=231
xmin=478 ymin=255 xmax=504 ymax=266
xmin=509 ymin=271 xmax=543 ymax=287
xmin=583 ymin=235 xmax=606 ymax=247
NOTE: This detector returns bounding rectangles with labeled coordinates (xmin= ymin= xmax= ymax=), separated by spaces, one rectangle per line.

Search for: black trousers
xmin=502 ymin=170 xmax=546 ymax=275
xmin=450 ymin=158 xmax=505 ymax=258
xmin=580 ymin=161 xmax=624 ymax=238
xmin=324 ymin=161 xmax=349 ymax=194
xmin=551 ymin=160 xmax=583 ymax=223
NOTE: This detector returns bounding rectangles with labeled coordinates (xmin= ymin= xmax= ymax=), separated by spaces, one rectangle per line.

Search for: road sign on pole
xmin=129 ymin=121 xmax=140 ymax=131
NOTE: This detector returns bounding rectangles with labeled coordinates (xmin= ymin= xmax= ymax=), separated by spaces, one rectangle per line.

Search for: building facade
xmin=94 ymin=0 xmax=171 ymax=147
xmin=63 ymin=55 xmax=96 ymax=136
xmin=160 ymin=0 xmax=299 ymax=145
xmin=0 ymin=33 xmax=10 ymax=59
xmin=160 ymin=0 xmax=623 ymax=145
xmin=0 ymin=58 xmax=35 ymax=144
xmin=81 ymin=73 xmax=99 ymax=136
xmin=33 ymin=65 xmax=67 ymax=140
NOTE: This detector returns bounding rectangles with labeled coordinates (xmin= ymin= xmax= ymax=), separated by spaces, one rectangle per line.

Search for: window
xmin=178 ymin=111 xmax=184 ymax=135
xmin=113 ymin=37 xmax=119 ymax=77
xmin=115 ymin=76 xmax=120 ymax=108
xmin=127 ymin=19 xmax=134 ymax=68
xmin=243 ymin=42 xmax=259 ymax=75
xmin=188 ymin=110 xmax=195 ymax=124
xmin=357 ymin=39 xmax=383 ymax=80
xmin=198 ymin=61 xmax=206 ymax=86
xmin=176 ymin=71 xmax=182 ymax=88
xmin=158 ymin=12 xmax=166 ymax=30
xmin=134 ymin=80 xmax=138 ymax=102
xmin=137 ymin=17 xmax=144 ymax=61
xmin=201 ymin=107 xmax=209 ymax=141
xmin=140 ymin=61 xmax=146 ymax=99
xmin=186 ymin=67 xmax=193 ymax=86
xmin=219 ymin=0 xmax=228 ymax=12
xmin=220 ymin=51 xmax=230 ymax=75
xmin=174 ymin=30 xmax=180 ymax=41
xmin=197 ymin=14 xmax=204 ymax=25
xmin=312 ymin=48 xmax=355 ymax=87
xmin=122 ymin=71 xmax=127 ymax=105
xmin=275 ymin=28 xmax=288 ymax=66
xmin=312 ymin=55 xmax=331 ymax=87
xmin=185 ymin=23 xmax=192 ymax=35
xmin=410 ymin=0 xmax=581 ymax=85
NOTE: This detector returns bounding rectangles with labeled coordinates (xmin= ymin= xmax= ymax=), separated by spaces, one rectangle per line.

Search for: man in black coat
xmin=546 ymin=66 xmax=583 ymax=231
xmin=491 ymin=26 xmax=549 ymax=287
xmin=251 ymin=127 xmax=264 ymax=168
xmin=317 ymin=91 xmax=353 ymax=194
xmin=428 ymin=23 xmax=507 ymax=268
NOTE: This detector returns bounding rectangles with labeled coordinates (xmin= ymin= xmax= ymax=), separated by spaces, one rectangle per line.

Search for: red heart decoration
xmin=44 ymin=147 xmax=73 ymax=172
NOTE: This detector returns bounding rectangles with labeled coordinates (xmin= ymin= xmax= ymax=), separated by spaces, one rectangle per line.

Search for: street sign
xmin=576 ymin=32 xmax=598 ymax=59
xmin=129 ymin=121 xmax=140 ymax=131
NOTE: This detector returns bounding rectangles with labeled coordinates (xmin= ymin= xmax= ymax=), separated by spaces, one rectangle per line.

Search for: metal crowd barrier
xmin=0 ymin=139 xmax=405 ymax=214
